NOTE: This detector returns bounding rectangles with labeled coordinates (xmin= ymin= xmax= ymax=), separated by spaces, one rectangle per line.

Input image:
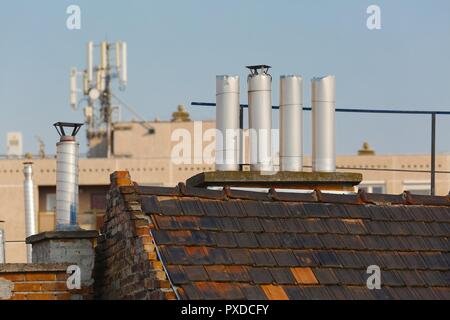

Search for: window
xmin=91 ymin=193 xmax=107 ymax=211
xmin=403 ymin=182 xmax=431 ymax=196
xmin=358 ymin=183 xmax=386 ymax=194
xmin=46 ymin=193 xmax=56 ymax=212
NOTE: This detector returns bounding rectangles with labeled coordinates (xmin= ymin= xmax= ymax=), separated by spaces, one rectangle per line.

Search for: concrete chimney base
xmin=26 ymin=230 xmax=98 ymax=289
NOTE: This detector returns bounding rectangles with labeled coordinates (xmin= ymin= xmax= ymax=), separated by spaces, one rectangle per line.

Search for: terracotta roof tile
xmin=239 ymin=217 xmax=264 ymax=233
xmin=271 ymin=250 xmax=298 ymax=267
xmin=194 ymin=282 xmax=245 ymax=300
xmin=178 ymin=183 xmax=225 ymax=200
xmin=212 ymin=232 xmax=237 ymax=248
xmin=219 ymin=217 xmax=242 ymax=232
xmin=256 ymin=233 xmax=282 ymax=249
xmin=159 ymin=198 xmax=183 ymax=216
xmin=269 ymin=268 xmax=297 ymax=284
xmin=240 ymin=284 xmax=267 ymax=300
xmin=291 ymin=267 xmax=319 ymax=285
xmin=181 ymin=266 xmax=209 ymax=282
xmin=199 ymin=200 xmax=225 ymax=217
xmin=263 ymin=202 xmax=291 ymax=218
xmin=225 ymin=187 xmax=271 ymax=201
xmin=197 ymin=217 xmax=220 ymax=231
xmin=226 ymin=266 xmax=251 ymax=282
xmin=228 ymin=248 xmax=253 ymax=265
xmin=179 ymin=199 xmax=205 ymax=216
xmin=292 ymin=250 xmax=319 ymax=267
xmin=248 ymin=267 xmax=274 ymax=284
xmin=135 ymin=182 xmax=450 ymax=300
xmin=239 ymin=200 xmax=269 ymax=217
xmin=317 ymin=191 xmax=363 ymax=205
xmin=250 ymin=249 xmax=277 ymax=267
xmin=261 ymin=285 xmax=289 ymax=300
xmin=360 ymin=193 xmax=406 ymax=205
xmin=312 ymin=268 xmax=340 ymax=285
xmin=269 ymin=189 xmax=317 ymax=203
xmin=220 ymin=201 xmax=247 ymax=218
xmin=301 ymin=203 xmax=332 ymax=218
xmin=205 ymin=265 xmax=232 ymax=282
xmin=283 ymin=286 xmax=308 ymax=299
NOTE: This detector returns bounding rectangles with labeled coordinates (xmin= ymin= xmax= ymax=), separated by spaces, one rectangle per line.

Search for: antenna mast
xmin=70 ymin=40 xmax=128 ymax=158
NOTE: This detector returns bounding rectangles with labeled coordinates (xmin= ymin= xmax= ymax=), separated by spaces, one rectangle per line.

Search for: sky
xmin=0 ymin=0 xmax=449 ymax=156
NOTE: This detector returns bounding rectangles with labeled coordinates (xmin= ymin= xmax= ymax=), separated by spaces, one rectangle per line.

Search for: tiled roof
xmin=138 ymin=183 xmax=450 ymax=300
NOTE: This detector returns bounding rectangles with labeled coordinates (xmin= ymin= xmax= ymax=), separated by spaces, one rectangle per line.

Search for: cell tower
xmin=70 ymin=41 xmax=127 ymax=158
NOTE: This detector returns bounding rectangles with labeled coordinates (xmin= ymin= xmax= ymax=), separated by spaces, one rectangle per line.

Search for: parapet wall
xmin=0 ymin=263 xmax=90 ymax=300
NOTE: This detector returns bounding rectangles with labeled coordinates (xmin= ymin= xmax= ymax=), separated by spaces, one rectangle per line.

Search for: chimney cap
xmin=246 ymin=65 xmax=271 ymax=75
xmin=53 ymin=122 xmax=83 ymax=138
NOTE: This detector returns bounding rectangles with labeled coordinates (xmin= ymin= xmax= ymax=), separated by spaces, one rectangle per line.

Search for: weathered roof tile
xmin=248 ymin=267 xmax=273 ymax=284
xmin=269 ymin=268 xmax=296 ymax=285
xmin=182 ymin=266 xmax=209 ymax=282
xmin=136 ymin=182 xmax=450 ymax=300
xmin=271 ymin=250 xmax=299 ymax=267
xmin=261 ymin=285 xmax=289 ymax=300
xmin=290 ymin=267 xmax=319 ymax=285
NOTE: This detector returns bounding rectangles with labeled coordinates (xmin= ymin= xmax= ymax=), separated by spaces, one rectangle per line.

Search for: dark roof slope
xmin=139 ymin=184 xmax=450 ymax=300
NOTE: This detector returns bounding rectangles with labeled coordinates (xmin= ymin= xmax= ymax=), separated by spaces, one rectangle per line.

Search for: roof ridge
xmin=137 ymin=184 xmax=450 ymax=207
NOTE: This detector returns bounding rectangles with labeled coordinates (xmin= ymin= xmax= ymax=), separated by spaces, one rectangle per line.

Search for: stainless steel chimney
xmin=216 ymin=75 xmax=240 ymax=171
xmin=0 ymin=228 xmax=5 ymax=263
xmin=247 ymin=65 xmax=273 ymax=172
xmin=311 ymin=76 xmax=336 ymax=172
xmin=23 ymin=162 xmax=36 ymax=262
xmin=53 ymin=122 xmax=83 ymax=230
xmin=280 ymin=75 xmax=303 ymax=172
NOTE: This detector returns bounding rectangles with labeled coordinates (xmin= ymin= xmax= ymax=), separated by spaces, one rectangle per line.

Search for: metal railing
xmin=191 ymin=102 xmax=450 ymax=196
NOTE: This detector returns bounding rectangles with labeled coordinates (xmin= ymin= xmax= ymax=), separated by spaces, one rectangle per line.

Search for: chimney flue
xmin=311 ymin=76 xmax=336 ymax=172
xmin=280 ymin=75 xmax=303 ymax=172
xmin=216 ymin=75 xmax=240 ymax=171
xmin=23 ymin=162 xmax=36 ymax=262
xmin=0 ymin=228 xmax=5 ymax=263
xmin=247 ymin=65 xmax=273 ymax=172
xmin=53 ymin=122 xmax=83 ymax=230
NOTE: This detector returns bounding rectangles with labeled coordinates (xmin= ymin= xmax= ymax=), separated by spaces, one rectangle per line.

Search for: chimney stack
xmin=53 ymin=122 xmax=83 ymax=230
xmin=216 ymin=75 xmax=240 ymax=171
xmin=279 ymin=75 xmax=303 ymax=172
xmin=247 ymin=65 xmax=273 ymax=172
xmin=311 ymin=76 xmax=336 ymax=172
xmin=23 ymin=162 xmax=36 ymax=262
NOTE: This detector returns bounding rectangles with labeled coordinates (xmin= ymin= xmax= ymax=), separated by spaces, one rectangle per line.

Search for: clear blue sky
xmin=0 ymin=0 xmax=449 ymax=155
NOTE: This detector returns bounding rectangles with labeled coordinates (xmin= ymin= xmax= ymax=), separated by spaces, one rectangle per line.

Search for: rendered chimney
xmin=247 ymin=65 xmax=273 ymax=172
xmin=53 ymin=122 xmax=83 ymax=230
xmin=279 ymin=75 xmax=303 ymax=172
xmin=23 ymin=162 xmax=36 ymax=262
xmin=311 ymin=76 xmax=336 ymax=172
xmin=216 ymin=75 xmax=240 ymax=171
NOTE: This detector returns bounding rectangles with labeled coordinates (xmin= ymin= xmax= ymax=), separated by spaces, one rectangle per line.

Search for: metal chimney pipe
xmin=53 ymin=122 xmax=83 ymax=230
xmin=0 ymin=228 xmax=5 ymax=263
xmin=247 ymin=65 xmax=273 ymax=172
xmin=23 ymin=162 xmax=36 ymax=262
xmin=280 ymin=75 xmax=303 ymax=172
xmin=311 ymin=76 xmax=336 ymax=172
xmin=216 ymin=75 xmax=240 ymax=171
